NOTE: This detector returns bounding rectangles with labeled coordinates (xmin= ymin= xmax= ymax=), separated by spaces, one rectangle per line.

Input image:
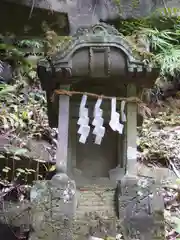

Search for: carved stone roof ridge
xmin=50 ymin=23 xmax=141 ymax=66
xmin=37 ymin=22 xmax=157 ymax=84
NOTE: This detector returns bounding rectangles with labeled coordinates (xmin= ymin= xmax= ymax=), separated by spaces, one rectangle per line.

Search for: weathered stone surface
xmin=74 ymin=185 xmax=117 ymax=239
xmin=137 ymin=163 xmax=177 ymax=183
xmin=118 ymin=174 xmax=165 ymax=240
xmin=26 ymin=139 xmax=52 ymax=162
xmin=5 ymin=0 xmax=180 ymax=34
xmin=29 ymin=180 xmax=118 ymax=240
xmin=0 ymin=198 xmax=31 ymax=239
xmin=29 ymin=175 xmax=76 ymax=240
xmin=0 ymin=173 xmax=165 ymax=239
xmin=0 ymin=200 xmax=31 ymax=227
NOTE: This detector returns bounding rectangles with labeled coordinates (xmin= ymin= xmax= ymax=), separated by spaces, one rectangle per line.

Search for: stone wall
xmin=5 ymin=0 xmax=180 ymax=19
xmin=4 ymin=0 xmax=180 ymax=35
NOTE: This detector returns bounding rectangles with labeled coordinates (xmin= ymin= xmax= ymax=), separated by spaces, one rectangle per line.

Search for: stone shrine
xmin=0 ymin=0 xmax=167 ymax=239
xmin=36 ymin=22 xmax=164 ymax=240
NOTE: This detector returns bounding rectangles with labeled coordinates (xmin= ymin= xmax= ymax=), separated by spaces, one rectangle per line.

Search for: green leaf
xmin=0 ymin=84 xmax=17 ymax=96
xmin=49 ymin=165 xmax=56 ymax=172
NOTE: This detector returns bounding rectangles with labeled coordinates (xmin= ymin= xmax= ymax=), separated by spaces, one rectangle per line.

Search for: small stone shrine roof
xmin=38 ymin=23 xmax=158 ymax=89
xmin=37 ymin=23 xmax=158 ymax=128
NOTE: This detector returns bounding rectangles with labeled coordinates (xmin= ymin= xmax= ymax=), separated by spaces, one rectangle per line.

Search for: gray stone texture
xmin=29 ymin=177 xmax=76 ymax=240
xmin=119 ymin=174 xmax=165 ymax=240
xmin=28 ymin=175 xmax=165 ymax=240
xmin=4 ymin=0 xmax=180 ymax=34
xmin=75 ymin=185 xmax=117 ymax=239
xmin=29 ymin=180 xmax=117 ymax=240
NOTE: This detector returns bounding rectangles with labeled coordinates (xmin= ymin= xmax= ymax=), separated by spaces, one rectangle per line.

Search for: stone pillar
xmin=55 ymin=85 xmax=70 ymax=174
xmin=126 ymin=83 xmax=137 ymax=174
xmin=29 ymin=85 xmax=76 ymax=240
xmin=117 ymin=84 xmax=165 ymax=240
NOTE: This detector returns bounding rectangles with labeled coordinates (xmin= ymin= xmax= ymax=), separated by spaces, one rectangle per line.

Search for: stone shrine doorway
xmin=76 ymin=123 xmax=118 ymax=178
xmin=69 ymin=95 xmax=126 ymax=184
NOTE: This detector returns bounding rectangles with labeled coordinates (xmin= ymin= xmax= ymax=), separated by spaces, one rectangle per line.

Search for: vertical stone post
xmin=30 ymin=85 xmax=76 ymax=240
xmin=55 ymin=85 xmax=70 ymax=174
xmin=117 ymin=84 xmax=165 ymax=240
xmin=126 ymin=84 xmax=137 ymax=174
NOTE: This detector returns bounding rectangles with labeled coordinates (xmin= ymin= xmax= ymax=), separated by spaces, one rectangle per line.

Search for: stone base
xmin=29 ymin=173 xmax=165 ymax=240
xmin=73 ymin=185 xmax=117 ymax=240
xmin=29 ymin=174 xmax=76 ymax=240
xmin=118 ymin=174 xmax=165 ymax=240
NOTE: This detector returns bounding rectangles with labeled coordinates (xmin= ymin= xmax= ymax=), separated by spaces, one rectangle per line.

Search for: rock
xmin=137 ymin=163 xmax=176 ymax=183
xmin=0 ymin=200 xmax=31 ymax=240
xmin=0 ymin=200 xmax=31 ymax=227
xmin=118 ymin=174 xmax=165 ymax=239
xmin=26 ymin=139 xmax=52 ymax=162
xmin=29 ymin=175 xmax=76 ymax=240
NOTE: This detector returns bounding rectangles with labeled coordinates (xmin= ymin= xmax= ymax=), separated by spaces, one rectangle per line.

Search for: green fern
xmin=154 ymin=47 xmax=180 ymax=76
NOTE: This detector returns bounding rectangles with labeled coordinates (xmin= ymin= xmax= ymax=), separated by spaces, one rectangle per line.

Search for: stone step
xmin=76 ymin=185 xmax=116 ymax=219
xmin=74 ymin=216 xmax=117 ymax=239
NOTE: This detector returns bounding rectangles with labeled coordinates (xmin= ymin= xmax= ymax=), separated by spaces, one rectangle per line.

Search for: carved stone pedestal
xmin=118 ymin=174 xmax=165 ymax=240
xmin=29 ymin=174 xmax=76 ymax=240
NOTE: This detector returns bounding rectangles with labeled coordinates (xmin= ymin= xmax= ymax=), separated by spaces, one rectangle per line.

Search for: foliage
xmin=115 ymin=16 xmax=180 ymax=78
xmin=0 ymin=83 xmax=47 ymax=135
xmin=0 ymin=36 xmax=55 ymax=182
xmin=154 ymin=46 xmax=180 ymax=76
xmin=116 ymin=16 xmax=180 ymax=35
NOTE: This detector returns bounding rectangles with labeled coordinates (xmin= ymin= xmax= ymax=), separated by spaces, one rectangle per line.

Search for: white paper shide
xmin=77 ymin=95 xmax=90 ymax=144
xmin=109 ymin=97 xmax=124 ymax=134
xmin=92 ymin=98 xmax=105 ymax=145
xmin=77 ymin=95 xmax=127 ymax=145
